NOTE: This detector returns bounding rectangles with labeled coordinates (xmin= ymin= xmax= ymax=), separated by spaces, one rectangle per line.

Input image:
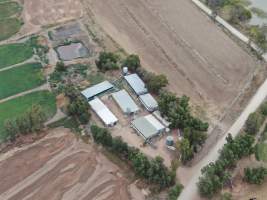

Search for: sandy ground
xmin=20 ymin=0 xmax=83 ymax=35
xmin=92 ymin=95 xmax=176 ymax=167
xmin=0 ymin=128 xmax=143 ymax=200
xmin=83 ymin=0 xmax=258 ymax=125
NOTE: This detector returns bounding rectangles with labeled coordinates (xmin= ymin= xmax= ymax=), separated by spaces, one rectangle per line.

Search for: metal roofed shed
xmin=112 ymin=89 xmax=139 ymax=114
xmin=124 ymin=73 xmax=148 ymax=95
xmin=81 ymin=81 xmax=114 ymax=100
xmin=89 ymin=97 xmax=118 ymax=127
xmin=131 ymin=114 xmax=165 ymax=140
xmin=139 ymin=93 xmax=158 ymax=112
xmin=153 ymin=110 xmax=171 ymax=128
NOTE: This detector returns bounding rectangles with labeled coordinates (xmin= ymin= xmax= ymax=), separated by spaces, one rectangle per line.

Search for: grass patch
xmin=0 ymin=1 xmax=21 ymax=19
xmin=0 ymin=63 xmax=45 ymax=100
xmin=0 ymin=91 xmax=56 ymax=141
xmin=0 ymin=43 xmax=33 ymax=69
xmin=256 ymin=143 xmax=267 ymax=162
xmin=0 ymin=18 xmax=22 ymax=41
xmin=48 ymin=117 xmax=81 ymax=133
xmin=87 ymin=72 xmax=105 ymax=85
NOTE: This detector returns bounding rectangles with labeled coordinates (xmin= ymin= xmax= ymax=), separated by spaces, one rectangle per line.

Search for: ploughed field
xmin=84 ymin=0 xmax=257 ymax=122
xmin=0 ymin=128 xmax=132 ymax=200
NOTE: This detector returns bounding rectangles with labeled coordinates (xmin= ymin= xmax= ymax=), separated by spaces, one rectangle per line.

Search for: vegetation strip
xmin=0 ymin=63 xmax=45 ymax=100
xmin=0 ymin=91 xmax=56 ymax=141
xmin=0 ymin=43 xmax=33 ymax=69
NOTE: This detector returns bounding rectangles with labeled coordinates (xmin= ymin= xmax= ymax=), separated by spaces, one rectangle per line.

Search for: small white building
xmin=89 ymin=97 xmax=118 ymax=127
xmin=139 ymin=93 xmax=158 ymax=112
xmin=112 ymin=89 xmax=139 ymax=115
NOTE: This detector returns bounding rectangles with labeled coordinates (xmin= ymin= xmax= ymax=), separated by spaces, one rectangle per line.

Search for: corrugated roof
xmin=145 ymin=115 xmax=165 ymax=131
xmin=139 ymin=93 xmax=158 ymax=112
xmin=112 ymin=89 xmax=139 ymax=113
xmin=153 ymin=111 xmax=171 ymax=127
xmin=124 ymin=74 xmax=148 ymax=95
xmin=82 ymin=81 xmax=113 ymax=100
xmin=131 ymin=114 xmax=164 ymax=139
xmin=89 ymin=97 xmax=118 ymax=126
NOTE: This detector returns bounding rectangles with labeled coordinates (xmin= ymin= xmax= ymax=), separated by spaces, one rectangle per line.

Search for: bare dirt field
xmin=20 ymin=0 xmax=83 ymax=35
xmin=83 ymin=0 xmax=259 ymax=124
xmin=0 ymin=128 xmax=142 ymax=200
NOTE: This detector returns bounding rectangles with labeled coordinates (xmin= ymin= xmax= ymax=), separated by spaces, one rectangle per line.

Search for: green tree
xmin=146 ymin=74 xmax=168 ymax=94
xmin=55 ymin=61 xmax=66 ymax=71
xmin=168 ymin=183 xmax=184 ymax=200
xmin=96 ymin=52 xmax=119 ymax=71
xmin=245 ymin=112 xmax=264 ymax=135
xmin=180 ymin=138 xmax=194 ymax=164
xmin=244 ymin=167 xmax=267 ymax=184
xmin=122 ymin=54 xmax=141 ymax=72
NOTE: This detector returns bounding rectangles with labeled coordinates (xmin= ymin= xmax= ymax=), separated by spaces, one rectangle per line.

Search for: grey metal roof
xmin=139 ymin=93 xmax=158 ymax=112
xmin=81 ymin=81 xmax=113 ymax=100
xmin=124 ymin=74 xmax=148 ymax=95
xmin=112 ymin=90 xmax=139 ymax=114
xmin=131 ymin=114 xmax=164 ymax=139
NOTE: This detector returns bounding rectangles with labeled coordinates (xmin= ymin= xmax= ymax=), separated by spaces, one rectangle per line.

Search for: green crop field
xmin=256 ymin=142 xmax=267 ymax=162
xmin=0 ymin=43 xmax=33 ymax=69
xmin=0 ymin=1 xmax=21 ymax=19
xmin=0 ymin=63 xmax=45 ymax=100
xmin=0 ymin=18 xmax=23 ymax=41
xmin=0 ymin=91 xmax=56 ymax=141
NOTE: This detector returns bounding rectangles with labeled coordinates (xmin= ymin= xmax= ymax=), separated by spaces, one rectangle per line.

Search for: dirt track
xmin=0 ymin=128 xmax=134 ymax=200
xmin=83 ymin=0 xmax=258 ymax=122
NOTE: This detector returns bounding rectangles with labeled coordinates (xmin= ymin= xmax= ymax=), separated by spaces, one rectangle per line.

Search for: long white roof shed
xmin=89 ymin=97 xmax=118 ymax=127
xmin=112 ymin=89 xmax=139 ymax=114
xmin=131 ymin=114 xmax=165 ymax=140
xmin=81 ymin=81 xmax=114 ymax=100
xmin=124 ymin=74 xmax=148 ymax=96
xmin=139 ymin=93 xmax=158 ymax=112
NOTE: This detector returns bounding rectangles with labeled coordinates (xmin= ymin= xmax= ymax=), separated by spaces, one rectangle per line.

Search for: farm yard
xmin=0 ymin=0 xmax=266 ymax=199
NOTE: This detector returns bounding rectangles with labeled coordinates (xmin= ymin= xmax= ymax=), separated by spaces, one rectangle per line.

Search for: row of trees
xmin=90 ymin=125 xmax=176 ymax=189
xmin=4 ymin=104 xmax=46 ymax=141
xmin=64 ymin=85 xmax=91 ymax=124
xmin=158 ymin=91 xmax=208 ymax=163
xmin=206 ymin=0 xmax=252 ymax=24
xmin=197 ymin=134 xmax=255 ymax=198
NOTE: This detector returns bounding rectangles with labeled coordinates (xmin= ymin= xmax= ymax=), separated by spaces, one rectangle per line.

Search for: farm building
xmin=112 ymin=89 xmax=139 ymax=114
xmin=139 ymin=93 xmax=158 ymax=112
xmin=153 ymin=110 xmax=171 ymax=128
xmin=124 ymin=73 xmax=148 ymax=96
xmin=89 ymin=97 xmax=118 ymax=127
xmin=131 ymin=114 xmax=165 ymax=140
xmin=81 ymin=81 xmax=114 ymax=100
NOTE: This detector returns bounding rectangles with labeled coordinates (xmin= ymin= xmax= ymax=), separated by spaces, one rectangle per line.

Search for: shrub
xmin=168 ymin=183 xmax=184 ymax=200
xmin=122 ymin=54 xmax=141 ymax=72
xmin=96 ymin=52 xmax=119 ymax=71
xmin=244 ymin=167 xmax=267 ymax=185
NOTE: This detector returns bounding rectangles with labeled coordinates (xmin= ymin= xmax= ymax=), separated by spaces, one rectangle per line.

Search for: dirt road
xmin=83 ymin=0 xmax=257 ymax=124
xmin=0 ymin=128 xmax=138 ymax=200
xmin=179 ymin=78 xmax=267 ymax=199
